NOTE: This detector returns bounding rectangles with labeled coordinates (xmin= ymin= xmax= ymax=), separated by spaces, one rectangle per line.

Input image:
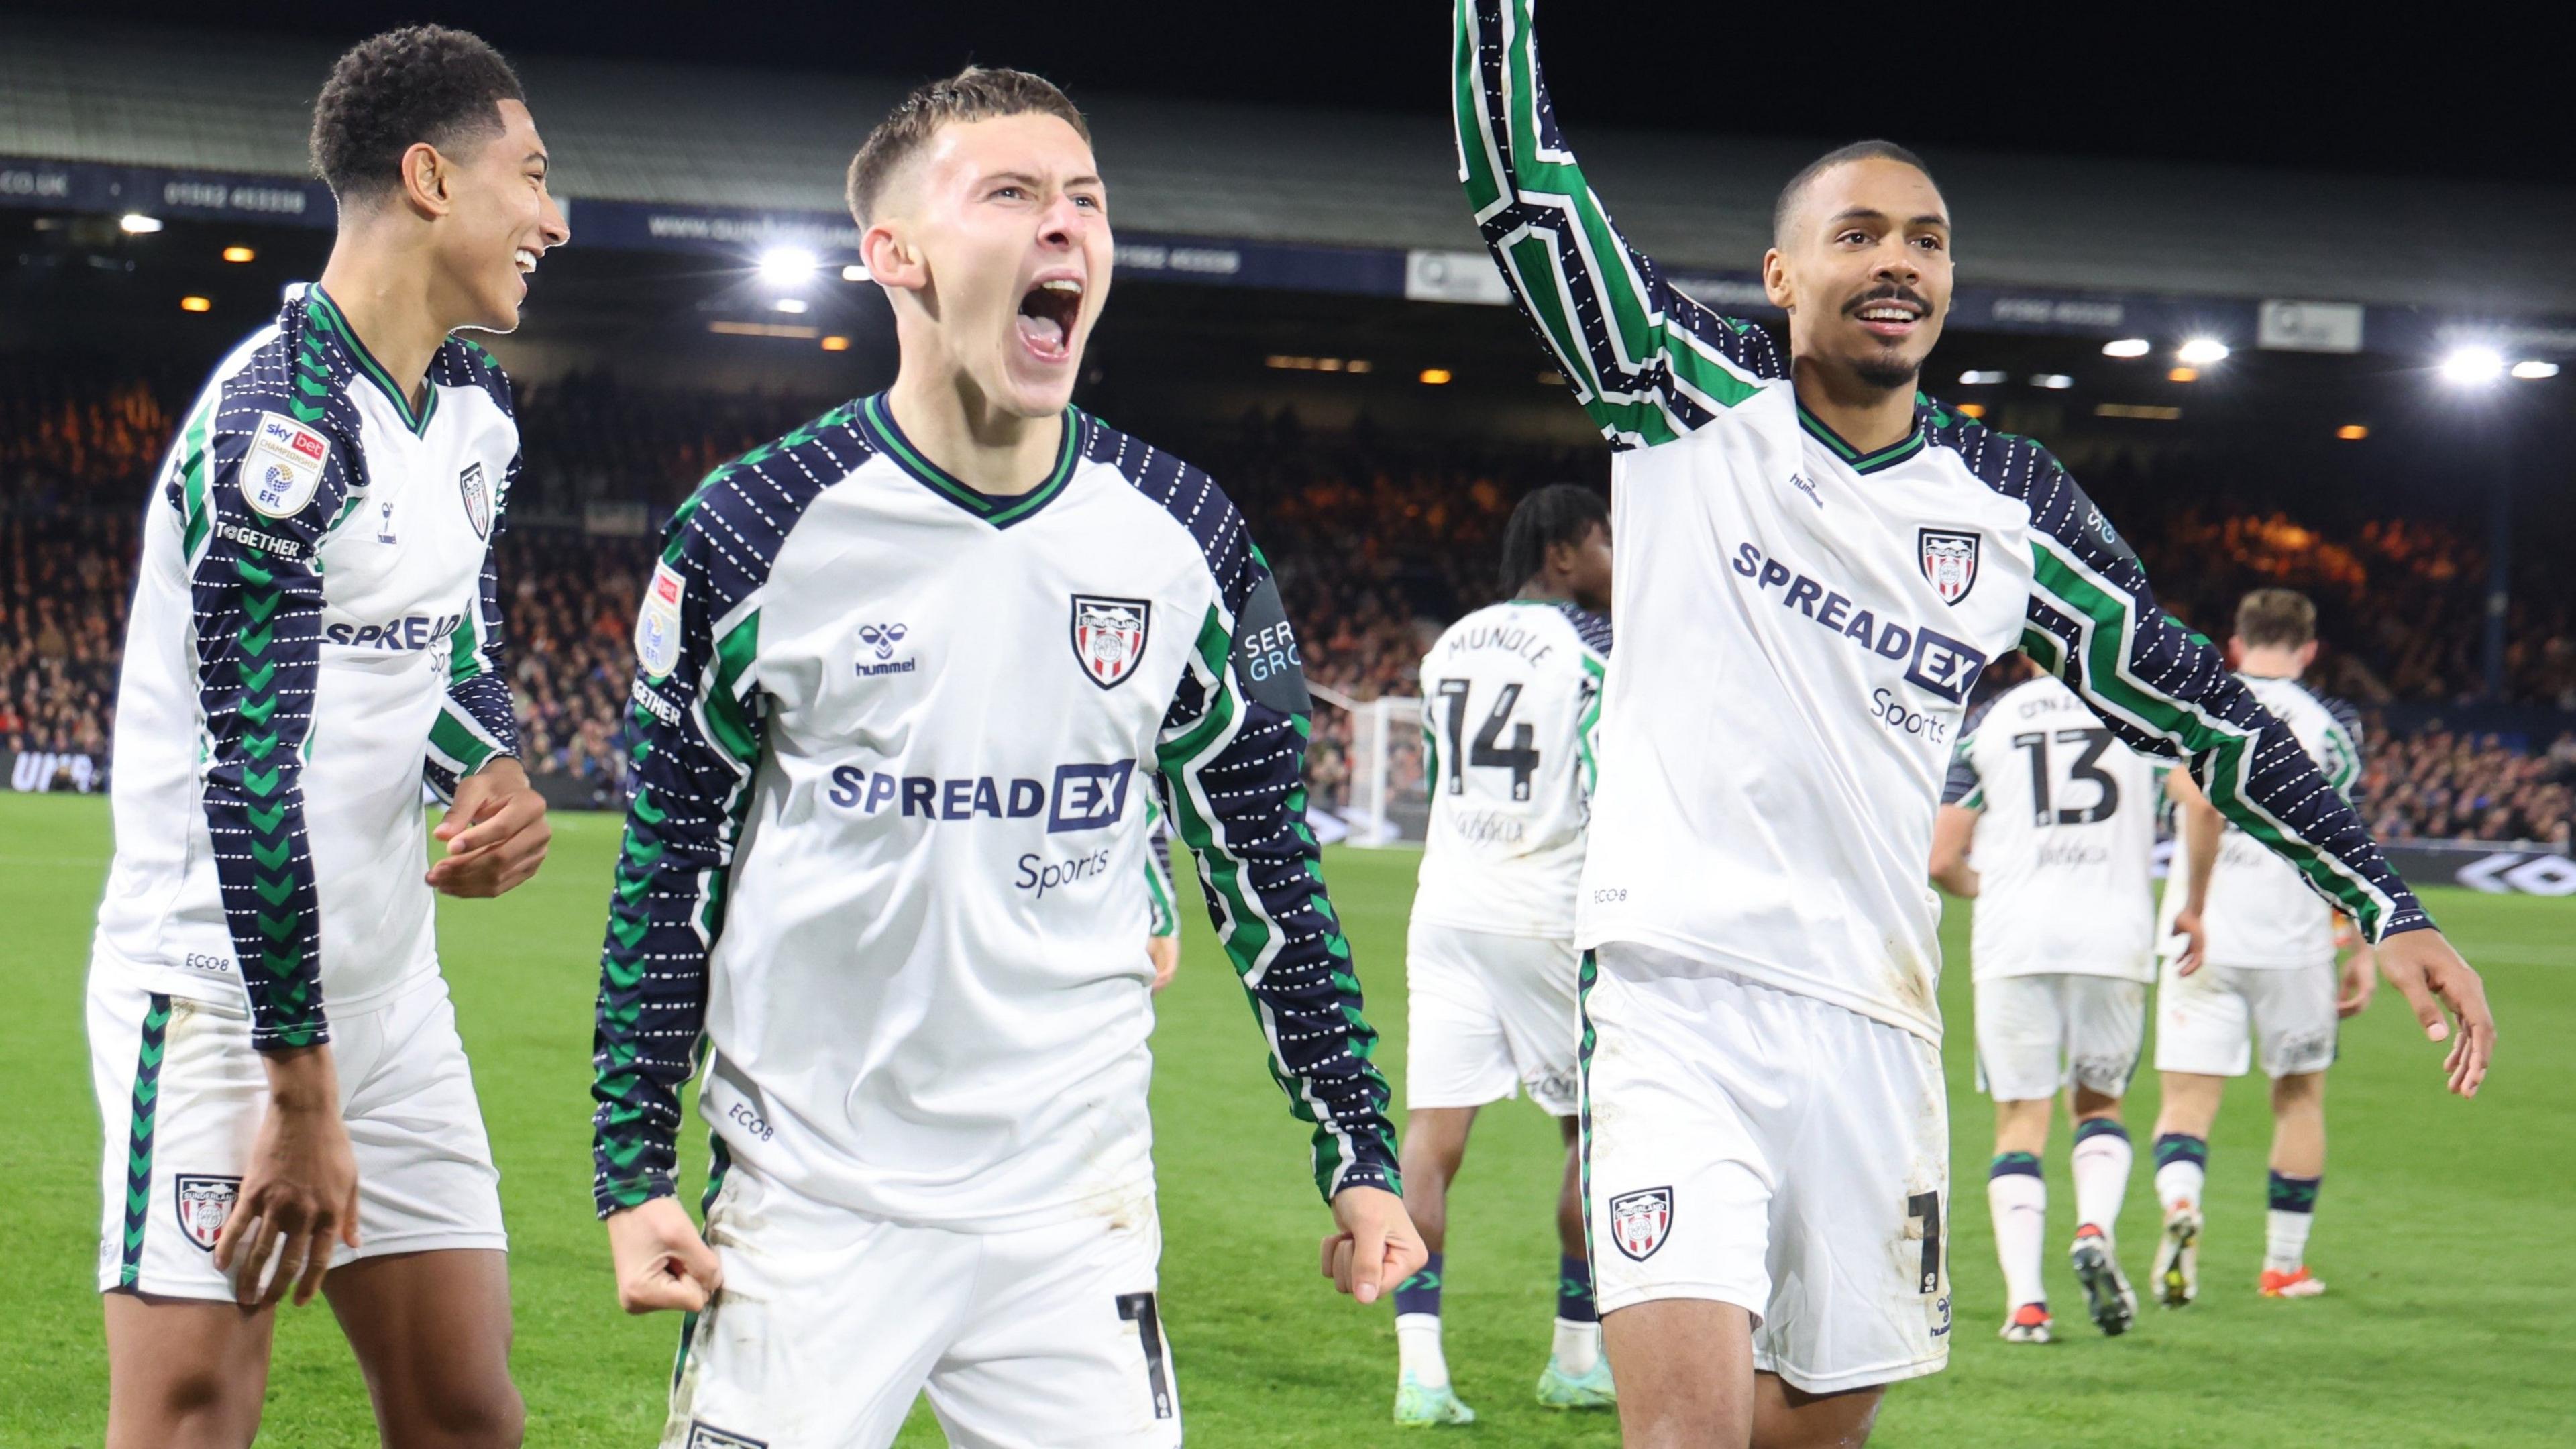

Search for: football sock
xmin=1989 ymin=1152 xmax=2047 ymax=1309
xmin=1394 ymin=1252 xmax=1448 ymax=1387
xmin=1556 ymin=1254 xmax=1596 ymax=1324
xmin=2070 ymin=1118 xmax=2133 ymax=1238
xmin=1551 ymin=1318 xmax=1602 ymax=1377
xmin=2153 ymin=1133 xmax=2208 ymax=1214
xmin=1552 ymin=1253 xmax=1601 ymax=1373
xmin=2266 ymin=1172 xmax=2322 ymax=1272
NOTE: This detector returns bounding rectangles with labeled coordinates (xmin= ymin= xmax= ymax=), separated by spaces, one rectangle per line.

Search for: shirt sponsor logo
xmin=1918 ymin=527 xmax=1982 ymax=606
xmin=242 ymin=412 xmax=327 ymax=519
xmin=1070 ymin=594 xmax=1150 ymax=690
xmin=325 ymin=614 xmax=464 ymax=651
xmin=1731 ymin=541 xmax=1989 ymax=702
xmin=1232 ymin=576 xmax=1310 ymax=712
xmin=1016 ymin=846 xmax=1114 ymax=900
xmin=174 ymin=1174 xmax=241 ymax=1252
xmin=824 ymin=759 xmax=1136 ymax=833
xmin=636 ymin=561 xmax=685 ymax=680
xmin=459 ymin=461 xmax=492 ymax=540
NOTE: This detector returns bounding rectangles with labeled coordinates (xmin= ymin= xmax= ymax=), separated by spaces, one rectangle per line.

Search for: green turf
xmin=3 ymin=791 xmax=2567 ymax=1445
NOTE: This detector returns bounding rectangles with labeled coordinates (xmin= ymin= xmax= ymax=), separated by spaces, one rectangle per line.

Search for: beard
xmin=1851 ymin=350 xmax=1921 ymax=393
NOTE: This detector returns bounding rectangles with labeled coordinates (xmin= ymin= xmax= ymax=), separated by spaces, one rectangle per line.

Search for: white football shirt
xmin=590 ymin=395 xmax=1398 ymax=1229
xmin=92 ymin=284 xmax=521 ymax=1049
xmin=2155 ymin=674 xmax=2363 ymax=969
xmin=1459 ymin=0 xmax=2428 ymax=1046
xmin=1945 ymin=675 xmax=2165 ymax=982
xmin=1411 ymin=599 xmax=1611 ymax=940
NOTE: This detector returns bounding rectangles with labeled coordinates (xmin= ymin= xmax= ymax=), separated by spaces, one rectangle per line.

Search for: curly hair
xmin=1498 ymin=483 xmax=1609 ymax=595
xmin=310 ymin=26 xmax=526 ymax=201
xmin=845 ymin=66 xmax=1091 ymax=224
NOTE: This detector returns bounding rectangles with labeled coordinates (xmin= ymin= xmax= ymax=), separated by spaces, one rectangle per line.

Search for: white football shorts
xmin=2154 ymin=957 xmax=2339 ymax=1079
xmin=1405 ymin=918 xmax=1582 ymax=1116
xmin=89 ymin=971 xmax=505 ymax=1299
xmin=1972 ymin=974 xmax=2148 ymax=1103
xmin=1580 ymin=943 xmax=1952 ymax=1395
xmin=665 ymin=1155 xmax=1181 ymax=1449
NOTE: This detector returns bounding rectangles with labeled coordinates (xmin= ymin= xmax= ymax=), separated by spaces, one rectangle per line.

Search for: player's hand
xmin=2337 ymin=945 xmax=2377 ymax=1019
xmin=606 ymin=1197 xmax=724 ymax=1314
xmin=2172 ymin=907 xmax=2208 ymax=977
xmin=213 ymin=1046 xmax=360 ymax=1308
xmin=428 ymin=756 xmax=551 ymax=898
xmin=2375 ymin=929 xmax=2496 ymax=1097
xmin=1148 ymin=933 xmax=1180 ymax=994
xmin=1319 ymin=1185 xmax=1427 ymax=1306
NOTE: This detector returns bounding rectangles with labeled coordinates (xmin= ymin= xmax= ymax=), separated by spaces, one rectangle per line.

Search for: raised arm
xmin=590 ymin=484 xmax=769 ymax=1219
xmin=1151 ymin=516 xmax=1400 ymax=1205
xmin=1454 ymin=0 xmax=1784 ymax=449
xmin=184 ymin=395 xmax=358 ymax=1051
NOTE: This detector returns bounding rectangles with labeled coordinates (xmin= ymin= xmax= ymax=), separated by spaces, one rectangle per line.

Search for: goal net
xmin=1338 ymin=692 xmax=1428 ymax=847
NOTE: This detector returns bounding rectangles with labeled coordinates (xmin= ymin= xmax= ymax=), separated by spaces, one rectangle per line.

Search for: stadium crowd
xmin=5 ymin=371 xmax=2573 ymax=847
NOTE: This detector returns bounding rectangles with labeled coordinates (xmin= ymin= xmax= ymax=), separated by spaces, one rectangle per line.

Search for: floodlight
xmin=757 ymin=246 xmax=818 ymax=286
xmin=119 ymin=214 xmax=163 ymax=235
xmin=1956 ymin=369 xmax=2006 ymax=386
xmin=2440 ymin=345 xmax=2504 ymax=386
xmin=2176 ymin=337 xmax=2230 ymax=366
xmin=2510 ymin=360 xmax=2559 ymax=380
xmin=2030 ymin=374 xmax=2074 ymax=390
xmin=2101 ymin=338 xmax=2151 ymax=359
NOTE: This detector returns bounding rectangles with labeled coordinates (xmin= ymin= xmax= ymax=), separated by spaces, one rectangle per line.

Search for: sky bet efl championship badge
xmin=636 ymin=560 xmax=686 ymax=680
xmin=458 ymin=460 xmax=492 ymax=539
xmin=1070 ymin=594 xmax=1151 ymax=690
xmin=1918 ymin=527 xmax=1982 ymax=606
xmin=174 ymin=1174 xmax=241 ymax=1252
xmin=1608 ymin=1186 xmax=1673 ymax=1261
xmin=242 ymin=411 xmax=329 ymax=519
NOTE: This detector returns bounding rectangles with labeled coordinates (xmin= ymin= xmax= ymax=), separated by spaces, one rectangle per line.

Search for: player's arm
xmin=590 ymin=487 xmax=764 ymax=1310
xmin=1454 ymin=0 xmax=1786 ymax=449
xmin=1930 ymin=712 xmax=1986 ymax=897
xmin=1144 ymin=796 xmax=1180 ymax=992
xmin=1152 ymin=529 xmax=1421 ymax=1298
xmin=2162 ymin=768 xmax=2222 ymax=973
xmin=424 ymin=447 xmax=550 ymax=899
xmin=2019 ymin=466 xmax=2492 ymax=1092
xmin=181 ymin=398 xmax=363 ymax=1302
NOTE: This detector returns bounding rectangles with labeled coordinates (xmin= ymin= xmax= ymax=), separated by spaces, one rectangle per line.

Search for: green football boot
xmin=1535 ymin=1354 xmax=1617 ymax=1409
xmin=1394 ymin=1372 xmax=1478 ymax=1426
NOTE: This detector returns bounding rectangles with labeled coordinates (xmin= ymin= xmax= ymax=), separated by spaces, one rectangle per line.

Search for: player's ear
xmin=398 ymin=141 xmax=453 ymax=219
xmin=861 ymin=221 xmax=926 ymax=295
xmin=1762 ymin=246 xmax=1795 ymax=313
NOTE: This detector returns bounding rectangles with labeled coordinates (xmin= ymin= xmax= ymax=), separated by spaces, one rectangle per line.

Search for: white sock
xmin=1395 ymin=1313 xmax=1448 ymax=1388
xmin=1550 ymin=1317 xmax=1601 ymax=1376
xmin=1988 ymin=1166 xmax=2048 ymax=1310
xmin=2155 ymin=1160 xmax=2206 ymax=1216
xmin=2265 ymin=1210 xmax=2314 ymax=1273
xmin=2071 ymin=1130 xmax=2134 ymax=1238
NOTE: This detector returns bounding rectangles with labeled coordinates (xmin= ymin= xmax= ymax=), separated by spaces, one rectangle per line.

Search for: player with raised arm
xmin=2147 ymin=590 xmax=2376 ymax=1305
xmin=588 ymin=68 xmax=1421 ymax=1449
xmin=1931 ymin=657 xmax=2165 ymax=1344
xmin=1455 ymin=3 xmax=2493 ymax=1443
xmin=1393 ymin=484 xmax=1615 ymax=1424
xmin=85 ymin=28 xmax=562 ymax=1449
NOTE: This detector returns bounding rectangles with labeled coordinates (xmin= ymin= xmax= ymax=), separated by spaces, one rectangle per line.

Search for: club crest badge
xmin=1918 ymin=528 xmax=1982 ymax=606
xmin=1608 ymin=1186 xmax=1674 ymax=1261
xmin=174 ymin=1174 xmax=241 ymax=1253
xmin=1069 ymin=595 xmax=1151 ymax=690
xmin=636 ymin=560 xmax=686 ymax=680
xmin=458 ymin=461 xmax=492 ymax=540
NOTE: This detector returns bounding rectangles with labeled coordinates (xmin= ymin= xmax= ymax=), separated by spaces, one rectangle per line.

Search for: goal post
xmin=1347 ymin=694 xmax=1428 ymax=848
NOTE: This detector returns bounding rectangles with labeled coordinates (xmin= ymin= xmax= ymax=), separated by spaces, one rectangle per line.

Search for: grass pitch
xmin=3 ymin=791 xmax=2568 ymax=1446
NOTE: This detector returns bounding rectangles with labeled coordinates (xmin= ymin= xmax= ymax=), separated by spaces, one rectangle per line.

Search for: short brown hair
xmin=845 ymin=66 xmax=1091 ymax=224
xmin=2235 ymin=588 xmax=2318 ymax=649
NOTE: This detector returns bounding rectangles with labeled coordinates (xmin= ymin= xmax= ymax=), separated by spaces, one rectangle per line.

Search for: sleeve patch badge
xmin=636 ymin=559 xmax=686 ymax=680
xmin=241 ymin=411 xmax=330 ymax=519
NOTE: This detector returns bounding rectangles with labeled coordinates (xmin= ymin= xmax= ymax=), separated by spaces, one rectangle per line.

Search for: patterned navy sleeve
xmin=591 ymin=405 xmax=861 ymax=1217
xmin=181 ymin=357 xmax=361 ymax=1050
xmin=1935 ymin=406 xmax=2430 ymax=941
xmin=426 ymin=346 xmax=522 ymax=798
xmin=1097 ymin=426 xmax=1401 ymax=1203
xmin=1943 ymin=702 xmax=1989 ymax=808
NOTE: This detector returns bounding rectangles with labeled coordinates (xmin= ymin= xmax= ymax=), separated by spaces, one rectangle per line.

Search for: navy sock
xmin=2074 ymin=1118 xmax=2131 ymax=1147
xmin=1393 ymin=1250 xmax=1444 ymax=1318
xmin=1556 ymin=1254 xmax=1595 ymax=1323
xmin=1990 ymin=1150 xmax=2043 ymax=1179
xmin=2268 ymin=1171 xmax=2322 ymax=1214
xmin=2153 ymin=1132 xmax=2208 ymax=1171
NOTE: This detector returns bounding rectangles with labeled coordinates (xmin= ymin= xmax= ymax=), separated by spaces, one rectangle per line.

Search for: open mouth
xmin=513 ymin=248 xmax=537 ymax=295
xmin=1849 ymin=289 xmax=1927 ymax=341
xmin=1016 ymin=274 xmax=1083 ymax=362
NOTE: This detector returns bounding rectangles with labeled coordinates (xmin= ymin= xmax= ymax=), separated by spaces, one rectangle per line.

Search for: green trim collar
xmin=1798 ymin=402 xmax=1929 ymax=474
xmin=306 ymin=286 xmax=438 ymax=437
xmin=857 ymin=393 xmax=1081 ymax=529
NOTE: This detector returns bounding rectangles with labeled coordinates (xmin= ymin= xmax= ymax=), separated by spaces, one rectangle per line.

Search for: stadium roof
xmin=7 ymin=17 xmax=2576 ymax=329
